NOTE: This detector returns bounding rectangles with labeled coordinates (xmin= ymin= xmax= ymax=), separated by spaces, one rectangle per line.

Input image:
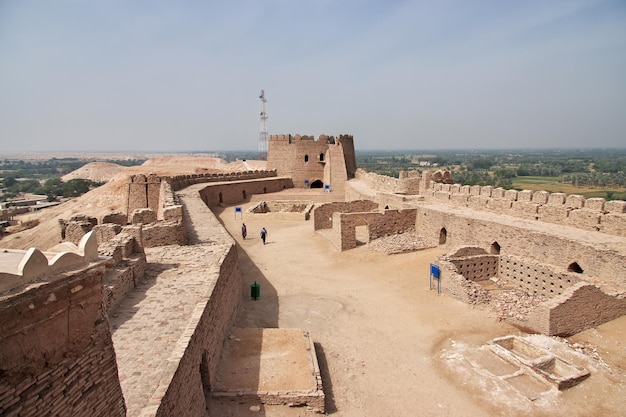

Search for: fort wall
xmin=428 ymin=183 xmax=626 ymax=238
xmin=151 ymin=244 xmax=241 ymax=417
xmin=198 ymin=177 xmax=293 ymax=207
xmin=0 ymin=263 xmax=126 ymax=417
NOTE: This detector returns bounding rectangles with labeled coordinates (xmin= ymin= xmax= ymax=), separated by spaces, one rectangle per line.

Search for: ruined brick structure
xmin=341 ymin=171 xmax=626 ymax=336
xmin=3 ymin=140 xmax=626 ymax=415
xmin=266 ymin=134 xmax=357 ymax=195
xmin=0 ymin=233 xmax=126 ymax=417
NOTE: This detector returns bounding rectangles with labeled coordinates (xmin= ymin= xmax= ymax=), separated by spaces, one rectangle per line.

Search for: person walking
xmin=260 ymin=227 xmax=267 ymax=245
xmin=241 ymin=223 xmax=247 ymax=239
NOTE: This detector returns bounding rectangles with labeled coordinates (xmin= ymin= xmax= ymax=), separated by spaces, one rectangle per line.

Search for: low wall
xmin=313 ymin=200 xmax=379 ymax=230
xmin=142 ymin=220 xmax=187 ymax=247
xmin=332 ymin=208 xmax=417 ymax=251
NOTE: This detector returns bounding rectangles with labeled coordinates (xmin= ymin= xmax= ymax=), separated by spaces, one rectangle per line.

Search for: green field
xmin=511 ymin=176 xmax=626 ymax=200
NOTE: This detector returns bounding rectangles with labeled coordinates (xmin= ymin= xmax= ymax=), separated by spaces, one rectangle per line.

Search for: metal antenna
xmin=258 ymin=89 xmax=268 ymax=160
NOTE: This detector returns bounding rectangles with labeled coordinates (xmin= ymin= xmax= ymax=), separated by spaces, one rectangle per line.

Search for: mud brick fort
xmin=1 ymin=134 xmax=625 ymax=416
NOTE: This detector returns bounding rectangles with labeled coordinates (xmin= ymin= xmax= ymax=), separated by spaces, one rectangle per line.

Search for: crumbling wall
xmin=99 ymin=228 xmax=147 ymax=312
xmin=142 ymin=220 xmax=187 ymax=247
xmin=59 ymin=214 xmax=98 ymax=244
xmin=0 ymin=265 xmax=126 ymax=417
xmin=313 ymin=200 xmax=379 ymax=230
xmin=332 ymin=208 xmax=417 ymax=251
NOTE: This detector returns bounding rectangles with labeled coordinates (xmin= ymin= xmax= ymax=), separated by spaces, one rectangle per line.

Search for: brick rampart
xmin=168 ymin=170 xmax=278 ymax=191
xmin=428 ymin=183 xmax=626 ymax=237
xmin=198 ymin=177 xmax=294 ymax=207
xmin=0 ymin=264 xmax=126 ymax=417
xmin=150 ymin=244 xmax=242 ymax=417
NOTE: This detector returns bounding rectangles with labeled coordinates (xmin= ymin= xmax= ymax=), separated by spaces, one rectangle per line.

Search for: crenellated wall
xmin=197 ymin=177 xmax=294 ymax=207
xmin=168 ymin=170 xmax=279 ymax=191
xmin=428 ymin=183 xmax=626 ymax=237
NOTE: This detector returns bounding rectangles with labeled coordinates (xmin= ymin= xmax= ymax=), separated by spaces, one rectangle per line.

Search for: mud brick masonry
xmin=1 ymin=134 xmax=626 ymax=416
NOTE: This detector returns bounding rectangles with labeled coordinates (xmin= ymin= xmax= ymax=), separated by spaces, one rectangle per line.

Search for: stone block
xmin=605 ymin=200 xmax=626 ymax=213
xmin=532 ymin=191 xmax=550 ymax=204
xmin=470 ymin=185 xmax=481 ymax=196
xmin=600 ymin=213 xmax=626 ymax=237
xmin=568 ymin=209 xmax=600 ymax=231
xmin=565 ymin=195 xmax=585 ymax=209
xmin=585 ymin=198 xmax=605 ymax=212
xmin=491 ymin=188 xmax=505 ymax=198
xmin=480 ymin=186 xmax=493 ymax=197
xmin=517 ymin=190 xmax=533 ymax=202
xmin=548 ymin=193 xmax=567 ymax=205
xmin=504 ymin=189 xmax=518 ymax=201
xmin=460 ymin=185 xmax=471 ymax=194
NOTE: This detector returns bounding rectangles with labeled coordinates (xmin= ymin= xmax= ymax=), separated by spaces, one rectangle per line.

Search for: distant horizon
xmin=2 ymin=146 xmax=626 ymax=159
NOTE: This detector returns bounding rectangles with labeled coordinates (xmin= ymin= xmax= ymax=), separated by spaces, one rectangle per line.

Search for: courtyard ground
xmin=206 ymin=193 xmax=626 ymax=417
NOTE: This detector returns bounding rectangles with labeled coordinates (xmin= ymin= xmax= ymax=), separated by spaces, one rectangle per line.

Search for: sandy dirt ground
xmin=209 ymin=195 xmax=626 ymax=417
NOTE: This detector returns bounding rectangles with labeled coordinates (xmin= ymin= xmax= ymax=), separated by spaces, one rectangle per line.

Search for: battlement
xmin=269 ymin=134 xmax=353 ymax=144
xmin=428 ymin=183 xmax=626 ymax=237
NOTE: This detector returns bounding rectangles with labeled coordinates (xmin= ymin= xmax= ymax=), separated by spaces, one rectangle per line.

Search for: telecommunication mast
xmin=258 ymin=89 xmax=268 ymax=160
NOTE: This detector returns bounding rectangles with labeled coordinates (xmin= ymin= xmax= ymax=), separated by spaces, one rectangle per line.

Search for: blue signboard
xmin=430 ymin=264 xmax=441 ymax=294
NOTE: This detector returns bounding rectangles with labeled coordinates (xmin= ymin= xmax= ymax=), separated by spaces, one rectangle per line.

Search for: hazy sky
xmin=1 ymin=0 xmax=625 ymax=152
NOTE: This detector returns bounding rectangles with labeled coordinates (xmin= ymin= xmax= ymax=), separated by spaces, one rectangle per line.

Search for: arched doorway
xmin=310 ymin=179 xmax=324 ymax=188
xmin=439 ymin=228 xmax=447 ymax=245
xmin=490 ymin=241 xmax=501 ymax=254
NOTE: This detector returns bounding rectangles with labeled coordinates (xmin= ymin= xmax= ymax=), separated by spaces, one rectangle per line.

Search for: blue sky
xmin=1 ymin=0 xmax=625 ymax=152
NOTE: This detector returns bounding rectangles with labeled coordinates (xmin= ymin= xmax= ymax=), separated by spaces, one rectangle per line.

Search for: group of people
xmin=241 ymin=223 xmax=268 ymax=245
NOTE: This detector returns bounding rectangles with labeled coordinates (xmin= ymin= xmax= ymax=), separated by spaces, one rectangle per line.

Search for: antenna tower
xmin=258 ymin=89 xmax=268 ymax=160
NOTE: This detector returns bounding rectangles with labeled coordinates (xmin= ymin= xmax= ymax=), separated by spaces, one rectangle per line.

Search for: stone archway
xmin=310 ymin=180 xmax=324 ymax=188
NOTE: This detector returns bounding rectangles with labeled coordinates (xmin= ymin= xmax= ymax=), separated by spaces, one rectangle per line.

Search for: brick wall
xmin=0 ymin=265 xmax=126 ymax=417
xmin=332 ymin=208 xmax=417 ymax=251
xmin=198 ymin=178 xmax=294 ymax=207
xmin=415 ymin=205 xmax=626 ymax=289
xmin=313 ymin=200 xmax=379 ymax=230
xmin=427 ymin=184 xmax=626 ymax=237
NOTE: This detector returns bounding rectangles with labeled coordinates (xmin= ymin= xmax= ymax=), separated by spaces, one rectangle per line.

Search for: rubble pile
xmin=462 ymin=279 xmax=491 ymax=305
xmin=490 ymin=288 xmax=547 ymax=322
xmin=368 ymin=232 xmax=432 ymax=254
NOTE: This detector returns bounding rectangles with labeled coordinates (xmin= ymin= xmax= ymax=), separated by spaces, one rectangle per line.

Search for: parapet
xmin=425 ymin=181 xmax=626 ymax=238
xmin=0 ymin=231 xmax=100 ymax=294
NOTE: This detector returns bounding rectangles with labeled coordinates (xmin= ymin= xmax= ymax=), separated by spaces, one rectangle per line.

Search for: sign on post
xmin=430 ymin=264 xmax=441 ymax=294
xmin=235 ymin=207 xmax=243 ymax=219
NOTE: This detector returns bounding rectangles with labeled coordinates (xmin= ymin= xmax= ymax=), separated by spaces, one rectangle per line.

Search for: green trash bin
xmin=251 ymin=282 xmax=260 ymax=300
